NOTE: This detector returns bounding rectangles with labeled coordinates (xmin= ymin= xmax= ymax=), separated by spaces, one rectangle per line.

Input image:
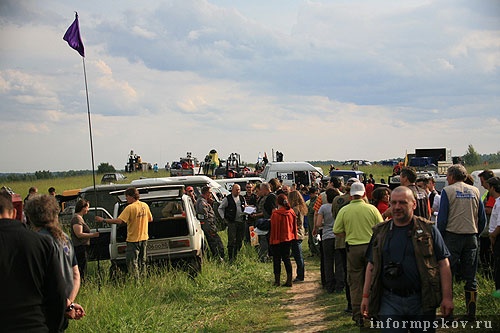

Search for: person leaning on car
xmin=96 ymin=187 xmax=153 ymax=279
xmin=195 ymin=186 xmax=225 ymax=261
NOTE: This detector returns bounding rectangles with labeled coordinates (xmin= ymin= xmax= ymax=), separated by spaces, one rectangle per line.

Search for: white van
xmin=261 ymin=162 xmax=323 ymax=187
xmin=471 ymin=169 xmax=500 ymax=198
xmin=215 ymin=177 xmax=264 ymax=195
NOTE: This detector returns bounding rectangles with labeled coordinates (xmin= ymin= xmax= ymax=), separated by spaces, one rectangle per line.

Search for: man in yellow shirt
xmin=97 ymin=187 xmax=153 ymax=278
xmin=333 ymin=182 xmax=383 ymax=327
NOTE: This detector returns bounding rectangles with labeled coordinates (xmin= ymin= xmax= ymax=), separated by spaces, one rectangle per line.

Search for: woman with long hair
xmin=371 ymin=187 xmax=392 ymax=220
xmin=25 ymin=195 xmax=85 ymax=326
xmin=269 ymin=194 xmax=298 ymax=287
xmin=288 ymin=190 xmax=308 ymax=282
xmin=70 ymin=199 xmax=99 ymax=282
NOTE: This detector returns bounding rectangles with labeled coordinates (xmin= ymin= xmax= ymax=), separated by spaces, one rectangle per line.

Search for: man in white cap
xmin=331 ymin=177 xmax=367 ymax=314
xmin=333 ymin=181 xmax=384 ymax=327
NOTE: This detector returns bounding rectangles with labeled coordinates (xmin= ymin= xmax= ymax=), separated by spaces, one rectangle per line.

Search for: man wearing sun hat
xmin=333 ymin=181 xmax=384 ymax=327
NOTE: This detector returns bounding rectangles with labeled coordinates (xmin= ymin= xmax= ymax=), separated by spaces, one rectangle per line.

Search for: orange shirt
xmin=269 ymin=207 xmax=298 ymax=245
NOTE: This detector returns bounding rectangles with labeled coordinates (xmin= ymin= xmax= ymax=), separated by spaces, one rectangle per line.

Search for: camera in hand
xmin=384 ymin=261 xmax=403 ymax=279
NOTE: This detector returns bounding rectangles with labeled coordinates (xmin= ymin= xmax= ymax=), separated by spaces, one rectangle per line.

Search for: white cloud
xmin=131 ymin=25 xmax=157 ymax=39
xmin=0 ymin=0 xmax=498 ymax=173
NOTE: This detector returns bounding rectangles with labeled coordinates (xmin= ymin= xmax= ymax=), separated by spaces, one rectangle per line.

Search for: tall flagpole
xmin=81 ymin=57 xmax=101 ymax=291
xmin=64 ymin=12 xmax=102 ymax=290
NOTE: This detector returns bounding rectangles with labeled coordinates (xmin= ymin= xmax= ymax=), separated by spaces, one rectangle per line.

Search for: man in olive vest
xmin=361 ymin=186 xmax=454 ymax=331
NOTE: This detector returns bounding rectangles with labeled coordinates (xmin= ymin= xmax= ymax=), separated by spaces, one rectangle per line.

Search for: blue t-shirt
xmin=366 ymin=222 xmax=449 ymax=291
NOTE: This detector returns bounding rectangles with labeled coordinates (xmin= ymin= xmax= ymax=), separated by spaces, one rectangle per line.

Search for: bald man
xmin=362 ymin=186 xmax=453 ymax=332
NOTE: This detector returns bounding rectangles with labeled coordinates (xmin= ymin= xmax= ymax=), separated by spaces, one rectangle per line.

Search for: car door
xmin=85 ymin=207 xmax=113 ymax=261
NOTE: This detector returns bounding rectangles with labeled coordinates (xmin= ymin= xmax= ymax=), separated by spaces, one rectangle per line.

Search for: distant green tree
xmin=97 ymin=163 xmax=116 ymax=174
xmin=463 ymin=144 xmax=481 ymax=166
xmin=484 ymin=151 xmax=500 ymax=164
xmin=35 ymin=170 xmax=53 ymax=179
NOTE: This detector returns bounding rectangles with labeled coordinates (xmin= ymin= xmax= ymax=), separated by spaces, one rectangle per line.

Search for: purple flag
xmin=63 ymin=13 xmax=85 ymax=57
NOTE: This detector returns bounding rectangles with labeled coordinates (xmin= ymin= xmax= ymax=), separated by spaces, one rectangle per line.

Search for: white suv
xmin=108 ymin=185 xmax=204 ymax=277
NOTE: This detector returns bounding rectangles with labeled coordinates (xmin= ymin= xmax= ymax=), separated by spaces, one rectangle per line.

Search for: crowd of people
xmin=3 ymin=164 xmax=500 ymax=331
xmin=198 ymin=165 xmax=499 ymax=331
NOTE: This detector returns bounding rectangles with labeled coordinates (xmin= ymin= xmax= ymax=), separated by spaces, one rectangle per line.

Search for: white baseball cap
xmin=350 ymin=182 xmax=365 ymax=196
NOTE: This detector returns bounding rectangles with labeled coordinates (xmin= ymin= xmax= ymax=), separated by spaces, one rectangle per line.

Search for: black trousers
xmin=270 ymin=242 xmax=292 ymax=277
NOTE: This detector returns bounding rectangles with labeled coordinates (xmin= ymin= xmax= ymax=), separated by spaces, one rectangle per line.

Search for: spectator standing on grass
xmin=48 ymin=187 xmax=56 ymax=196
xmin=437 ymin=164 xmax=486 ymax=321
xmin=312 ymin=178 xmax=342 ymax=282
xmin=306 ymin=187 xmax=320 ymax=257
xmin=195 ymin=186 xmax=225 ymax=261
xmin=427 ymin=177 xmax=441 ymax=223
xmin=23 ymin=186 xmax=38 ymax=226
xmin=269 ymin=178 xmax=282 ymax=194
xmin=361 ymin=186 xmax=453 ymax=332
xmin=365 ymin=179 xmax=374 ymax=203
xmin=244 ymin=183 xmax=258 ymax=243
xmin=270 ymin=194 xmax=298 ymax=287
xmin=25 ymin=194 xmax=86 ymax=330
xmin=251 ymin=182 xmax=276 ymax=262
xmin=372 ymin=187 xmax=392 ymax=220
xmin=24 ymin=186 xmax=38 ymax=204
xmin=487 ymin=177 xmax=500 ymax=293
xmin=315 ymin=188 xmax=344 ymax=293
xmin=333 ymin=182 xmax=383 ymax=327
xmin=70 ymin=199 xmax=99 ymax=282
xmin=288 ymin=190 xmax=307 ymax=282
xmin=95 ymin=187 xmax=153 ymax=279
xmin=0 ymin=191 xmax=67 ymax=333
xmin=218 ymin=184 xmax=247 ymax=262
xmin=331 ymin=178 xmax=368 ymax=314
xmin=400 ymin=167 xmax=431 ymax=220
xmin=478 ymin=170 xmax=496 ymax=277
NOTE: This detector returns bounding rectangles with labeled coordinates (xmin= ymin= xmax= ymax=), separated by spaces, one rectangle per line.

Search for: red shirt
xmin=269 ymin=207 xmax=298 ymax=245
xmin=486 ymin=195 xmax=496 ymax=209
xmin=376 ymin=201 xmax=389 ymax=215
xmin=365 ymin=183 xmax=375 ymax=200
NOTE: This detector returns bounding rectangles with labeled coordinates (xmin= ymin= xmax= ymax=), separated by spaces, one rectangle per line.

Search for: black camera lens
xmin=384 ymin=262 xmax=403 ymax=279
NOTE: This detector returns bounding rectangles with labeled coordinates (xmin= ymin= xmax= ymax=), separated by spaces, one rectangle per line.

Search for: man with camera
xmin=361 ymin=186 xmax=454 ymax=332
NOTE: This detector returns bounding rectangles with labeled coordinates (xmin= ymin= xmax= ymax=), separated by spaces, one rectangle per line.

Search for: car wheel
xmin=186 ymin=256 xmax=202 ymax=278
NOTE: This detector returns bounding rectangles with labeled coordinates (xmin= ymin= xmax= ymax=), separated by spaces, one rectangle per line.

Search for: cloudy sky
xmin=1 ymin=0 xmax=499 ymax=173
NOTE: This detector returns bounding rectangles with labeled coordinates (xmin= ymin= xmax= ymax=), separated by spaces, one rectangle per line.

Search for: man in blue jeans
xmin=437 ymin=164 xmax=486 ymax=321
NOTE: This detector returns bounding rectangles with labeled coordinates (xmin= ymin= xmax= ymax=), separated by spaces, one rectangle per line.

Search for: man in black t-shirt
xmin=0 ymin=191 xmax=67 ymax=332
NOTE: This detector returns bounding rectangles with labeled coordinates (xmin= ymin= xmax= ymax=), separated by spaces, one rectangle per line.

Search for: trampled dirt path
xmin=283 ymin=259 xmax=331 ymax=332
